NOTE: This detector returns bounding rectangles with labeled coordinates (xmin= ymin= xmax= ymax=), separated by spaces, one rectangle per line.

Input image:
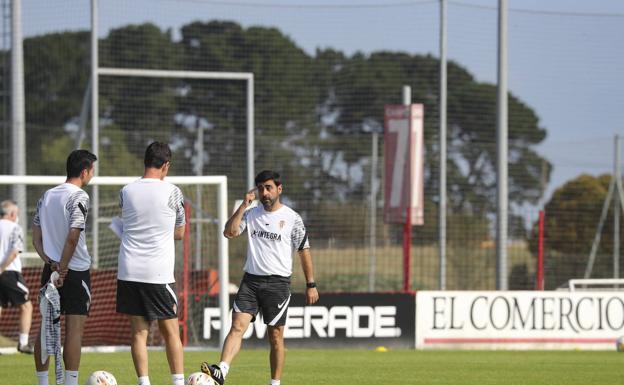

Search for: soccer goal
xmin=0 ymin=175 xmax=229 ymax=349
xmin=567 ymin=278 xmax=624 ymax=292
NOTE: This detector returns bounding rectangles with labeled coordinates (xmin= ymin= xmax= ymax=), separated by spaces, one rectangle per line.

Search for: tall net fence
xmin=1 ymin=0 xmax=623 ymax=302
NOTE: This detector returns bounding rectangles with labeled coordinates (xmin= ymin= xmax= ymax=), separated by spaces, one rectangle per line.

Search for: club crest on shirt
xmin=279 ymin=220 xmax=285 ymax=229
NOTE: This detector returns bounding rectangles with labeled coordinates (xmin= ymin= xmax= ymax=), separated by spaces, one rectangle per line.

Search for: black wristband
xmin=306 ymin=282 xmax=317 ymax=289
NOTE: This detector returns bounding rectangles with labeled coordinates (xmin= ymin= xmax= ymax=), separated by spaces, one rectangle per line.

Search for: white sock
xmin=138 ymin=376 xmax=151 ymax=385
xmin=219 ymin=361 xmax=230 ymax=378
xmin=172 ymin=373 xmax=185 ymax=385
xmin=270 ymin=380 xmax=281 ymax=385
xmin=19 ymin=333 xmax=29 ymax=346
xmin=36 ymin=371 xmax=48 ymax=385
xmin=65 ymin=370 xmax=79 ymax=385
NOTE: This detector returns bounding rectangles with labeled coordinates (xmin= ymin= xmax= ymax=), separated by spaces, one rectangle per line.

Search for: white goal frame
xmin=567 ymin=278 xmax=624 ymax=292
xmin=0 ymin=174 xmax=230 ymax=346
xmin=91 ymin=68 xmax=253 ymax=284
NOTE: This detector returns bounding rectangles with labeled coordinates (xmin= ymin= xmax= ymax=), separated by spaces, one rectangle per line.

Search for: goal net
xmin=0 ymin=175 xmax=229 ymax=350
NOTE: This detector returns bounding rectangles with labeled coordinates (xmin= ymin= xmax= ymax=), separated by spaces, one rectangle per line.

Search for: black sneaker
xmin=200 ymin=363 xmax=225 ymax=385
xmin=17 ymin=342 xmax=34 ymax=354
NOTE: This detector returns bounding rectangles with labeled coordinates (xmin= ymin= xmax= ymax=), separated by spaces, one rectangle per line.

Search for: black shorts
xmin=40 ymin=264 xmax=91 ymax=315
xmin=0 ymin=271 xmax=30 ymax=307
xmin=234 ymin=273 xmax=291 ymax=326
xmin=116 ymin=280 xmax=178 ymax=321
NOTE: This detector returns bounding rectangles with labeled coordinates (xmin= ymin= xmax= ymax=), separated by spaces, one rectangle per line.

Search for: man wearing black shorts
xmin=201 ymin=170 xmax=319 ymax=385
xmin=0 ymin=200 xmax=33 ymax=354
xmin=32 ymin=149 xmax=97 ymax=385
xmin=116 ymin=142 xmax=186 ymax=385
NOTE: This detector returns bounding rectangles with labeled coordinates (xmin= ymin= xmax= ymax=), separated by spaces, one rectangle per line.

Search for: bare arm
xmin=223 ymin=188 xmax=256 ymax=239
xmin=32 ymin=225 xmax=52 ymax=265
xmin=298 ymin=248 xmax=319 ymax=305
xmin=0 ymin=250 xmax=19 ymax=273
xmin=57 ymin=228 xmax=82 ymax=286
xmin=174 ymin=225 xmax=185 ymax=240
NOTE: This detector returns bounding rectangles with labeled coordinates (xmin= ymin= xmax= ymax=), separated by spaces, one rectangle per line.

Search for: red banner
xmin=384 ymin=104 xmax=424 ymax=225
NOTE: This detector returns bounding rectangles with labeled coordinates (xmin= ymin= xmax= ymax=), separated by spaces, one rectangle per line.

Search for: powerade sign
xmin=416 ymin=291 xmax=624 ymax=350
xmin=203 ymin=293 xmax=415 ymax=348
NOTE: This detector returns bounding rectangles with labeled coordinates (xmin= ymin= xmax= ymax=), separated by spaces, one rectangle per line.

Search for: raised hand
xmin=244 ymin=188 xmax=257 ymax=206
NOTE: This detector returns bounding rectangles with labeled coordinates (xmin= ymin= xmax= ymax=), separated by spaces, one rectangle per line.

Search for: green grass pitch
xmin=1 ymin=349 xmax=623 ymax=385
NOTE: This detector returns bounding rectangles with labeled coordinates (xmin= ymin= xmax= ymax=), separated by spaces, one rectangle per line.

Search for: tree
xmin=529 ymin=174 xmax=618 ymax=288
xmin=177 ymin=21 xmax=322 ymax=195
xmin=22 ymin=30 xmax=146 ymax=178
xmin=326 ymin=51 xmax=550 ymax=215
xmin=99 ymin=23 xmax=183 ymax=164
xmin=21 ymin=21 xmax=550 ymax=241
xmin=23 ymin=31 xmax=90 ymax=175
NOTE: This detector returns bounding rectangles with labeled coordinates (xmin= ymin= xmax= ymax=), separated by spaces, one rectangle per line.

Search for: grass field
xmin=1 ymin=349 xmax=623 ymax=385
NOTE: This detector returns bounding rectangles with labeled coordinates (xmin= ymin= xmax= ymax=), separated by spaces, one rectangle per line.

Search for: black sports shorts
xmin=0 ymin=270 xmax=30 ymax=307
xmin=234 ymin=273 xmax=291 ymax=326
xmin=40 ymin=263 xmax=91 ymax=315
xmin=116 ymin=280 xmax=178 ymax=321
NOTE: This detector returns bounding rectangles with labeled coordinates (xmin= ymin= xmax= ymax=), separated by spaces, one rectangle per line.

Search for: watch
xmin=306 ymin=282 xmax=317 ymax=289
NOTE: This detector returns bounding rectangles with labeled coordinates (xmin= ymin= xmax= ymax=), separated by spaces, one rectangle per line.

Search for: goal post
xmin=567 ymin=278 xmax=624 ymax=292
xmin=0 ymin=175 xmax=230 ymax=348
xmin=94 ymin=66 xmax=254 ymax=187
xmin=90 ymin=67 xmax=253 ymax=297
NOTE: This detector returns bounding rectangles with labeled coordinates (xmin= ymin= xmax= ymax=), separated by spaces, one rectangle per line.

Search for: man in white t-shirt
xmin=201 ymin=170 xmax=319 ymax=385
xmin=32 ymin=149 xmax=97 ymax=385
xmin=116 ymin=142 xmax=186 ymax=385
xmin=0 ymin=200 xmax=33 ymax=354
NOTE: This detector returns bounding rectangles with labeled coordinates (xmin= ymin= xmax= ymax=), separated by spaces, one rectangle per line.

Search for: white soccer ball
xmin=85 ymin=370 xmax=117 ymax=385
xmin=616 ymin=336 xmax=624 ymax=352
xmin=186 ymin=372 xmax=215 ymax=385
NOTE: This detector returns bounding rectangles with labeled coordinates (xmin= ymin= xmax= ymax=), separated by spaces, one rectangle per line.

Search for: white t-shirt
xmin=240 ymin=204 xmax=309 ymax=277
xmin=33 ymin=183 xmax=91 ymax=271
xmin=0 ymin=219 xmax=24 ymax=272
xmin=117 ymin=178 xmax=186 ymax=284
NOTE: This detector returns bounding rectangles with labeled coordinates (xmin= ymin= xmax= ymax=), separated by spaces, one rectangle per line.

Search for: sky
xmin=20 ymin=0 xmax=624 ymax=207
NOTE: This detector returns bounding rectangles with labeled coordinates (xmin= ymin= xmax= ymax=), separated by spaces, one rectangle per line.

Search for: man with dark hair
xmin=143 ymin=141 xmax=172 ymax=169
xmin=201 ymin=170 xmax=319 ymax=385
xmin=116 ymin=141 xmax=186 ymax=385
xmin=32 ymin=149 xmax=97 ymax=385
xmin=0 ymin=200 xmax=33 ymax=354
xmin=66 ymin=150 xmax=98 ymax=179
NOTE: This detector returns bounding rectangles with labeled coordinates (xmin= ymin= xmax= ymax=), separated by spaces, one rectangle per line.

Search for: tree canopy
xmin=529 ymin=174 xmax=618 ymax=287
xmin=20 ymin=20 xmax=550 ymax=242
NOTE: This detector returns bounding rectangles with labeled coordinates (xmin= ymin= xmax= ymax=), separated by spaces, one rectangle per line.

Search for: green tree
xmin=23 ymin=31 xmax=90 ymax=174
xmin=177 ymin=21 xmax=322 ymax=195
xmin=529 ymin=174 xmax=618 ymax=288
xmin=326 ymin=51 xmax=550 ymax=214
xmin=22 ymin=30 xmax=145 ymax=177
xmin=99 ymin=23 xmax=184 ymax=166
xmin=21 ymin=21 xmax=549 ymax=243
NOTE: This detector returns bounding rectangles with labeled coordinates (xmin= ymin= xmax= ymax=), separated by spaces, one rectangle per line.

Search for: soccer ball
xmin=186 ymin=372 xmax=215 ymax=385
xmin=85 ymin=370 xmax=117 ymax=385
xmin=616 ymin=336 xmax=624 ymax=352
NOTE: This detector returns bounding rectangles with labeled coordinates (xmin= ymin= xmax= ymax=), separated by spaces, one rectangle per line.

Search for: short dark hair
xmin=144 ymin=141 xmax=172 ymax=168
xmin=66 ymin=150 xmax=97 ymax=178
xmin=255 ymin=170 xmax=282 ymax=187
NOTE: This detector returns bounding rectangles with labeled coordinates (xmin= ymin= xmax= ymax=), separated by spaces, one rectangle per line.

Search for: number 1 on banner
xmin=388 ymin=119 xmax=409 ymax=208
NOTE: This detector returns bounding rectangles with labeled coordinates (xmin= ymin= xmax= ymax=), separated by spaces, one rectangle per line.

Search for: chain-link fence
xmin=1 ymin=0 xmax=624 ymax=294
